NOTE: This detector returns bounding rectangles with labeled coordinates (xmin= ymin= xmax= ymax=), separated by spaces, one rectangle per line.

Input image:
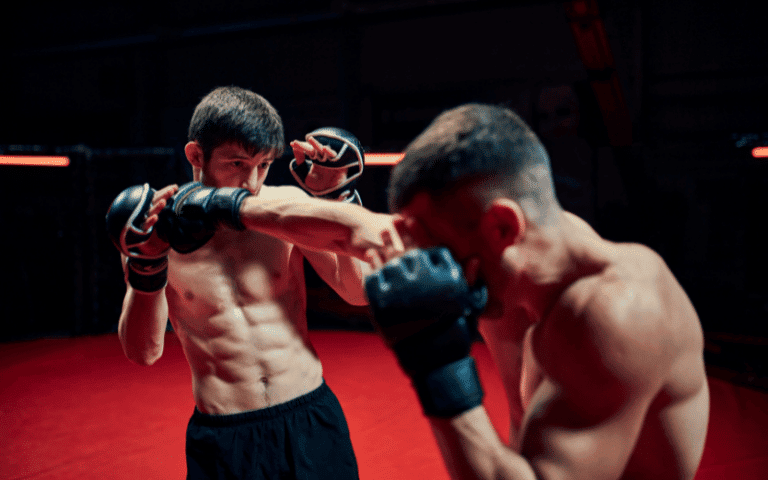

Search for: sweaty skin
xmin=399 ymin=188 xmax=709 ymax=480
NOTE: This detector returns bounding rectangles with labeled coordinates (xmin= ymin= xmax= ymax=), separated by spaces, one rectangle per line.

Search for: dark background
xmin=2 ymin=0 xmax=766 ymax=385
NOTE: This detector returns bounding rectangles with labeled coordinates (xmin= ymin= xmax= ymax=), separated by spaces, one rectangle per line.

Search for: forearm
xmin=118 ymin=286 xmax=169 ymax=366
xmin=430 ymin=407 xmax=537 ymax=480
xmin=239 ymin=195 xmax=388 ymax=260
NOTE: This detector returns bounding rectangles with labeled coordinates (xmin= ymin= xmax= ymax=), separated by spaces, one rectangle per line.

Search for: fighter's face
xmin=202 ymin=142 xmax=275 ymax=195
xmin=399 ymin=189 xmax=509 ymax=311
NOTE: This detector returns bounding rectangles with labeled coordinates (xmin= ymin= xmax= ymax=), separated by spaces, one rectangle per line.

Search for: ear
xmin=184 ymin=141 xmax=204 ymax=169
xmin=479 ymin=198 xmax=526 ymax=256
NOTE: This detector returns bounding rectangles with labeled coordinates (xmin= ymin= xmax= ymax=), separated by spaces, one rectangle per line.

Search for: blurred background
xmin=2 ymin=0 xmax=766 ymax=388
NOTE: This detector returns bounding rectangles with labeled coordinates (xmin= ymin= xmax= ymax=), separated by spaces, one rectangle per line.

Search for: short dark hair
xmin=388 ymin=103 xmax=559 ymax=222
xmin=188 ymin=86 xmax=285 ymax=160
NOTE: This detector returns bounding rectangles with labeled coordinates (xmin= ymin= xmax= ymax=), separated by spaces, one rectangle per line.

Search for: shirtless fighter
xmin=106 ymin=86 xmax=401 ymax=479
xmin=364 ymin=103 xmax=710 ymax=479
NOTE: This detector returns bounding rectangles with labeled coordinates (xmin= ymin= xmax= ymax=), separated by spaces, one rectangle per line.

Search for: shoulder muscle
xmin=542 ymin=273 xmax=669 ymax=398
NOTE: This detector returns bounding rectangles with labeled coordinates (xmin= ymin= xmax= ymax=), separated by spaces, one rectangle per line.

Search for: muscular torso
xmin=164 ymin=187 xmax=324 ymax=415
xmin=482 ymin=242 xmax=709 ymax=479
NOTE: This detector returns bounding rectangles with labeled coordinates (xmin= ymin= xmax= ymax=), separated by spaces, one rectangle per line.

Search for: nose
xmin=243 ymin=167 xmax=262 ymax=194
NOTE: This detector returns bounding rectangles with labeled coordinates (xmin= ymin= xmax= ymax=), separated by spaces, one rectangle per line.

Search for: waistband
xmin=191 ymin=380 xmax=331 ymax=427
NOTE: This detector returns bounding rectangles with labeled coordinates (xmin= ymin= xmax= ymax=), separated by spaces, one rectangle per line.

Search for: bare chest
xmin=166 ymin=229 xmax=304 ymax=316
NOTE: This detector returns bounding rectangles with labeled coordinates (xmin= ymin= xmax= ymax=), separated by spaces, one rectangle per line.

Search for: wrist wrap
xmin=126 ymin=256 xmax=168 ymax=292
xmin=412 ymin=357 xmax=484 ymax=418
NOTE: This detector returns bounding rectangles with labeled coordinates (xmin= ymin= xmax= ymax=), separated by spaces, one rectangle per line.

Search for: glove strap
xmin=126 ymin=256 xmax=168 ymax=293
xmin=412 ymin=356 xmax=484 ymax=418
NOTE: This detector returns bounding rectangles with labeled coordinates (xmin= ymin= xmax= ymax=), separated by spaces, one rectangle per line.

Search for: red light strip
xmin=365 ymin=153 xmax=404 ymax=166
xmin=0 ymin=155 xmax=70 ymax=167
xmin=752 ymin=147 xmax=768 ymax=158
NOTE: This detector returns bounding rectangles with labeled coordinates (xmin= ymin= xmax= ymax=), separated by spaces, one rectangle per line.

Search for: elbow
xmin=121 ymin=340 xmax=163 ymax=366
xmin=127 ymin=348 xmax=163 ymax=366
xmin=117 ymin=315 xmax=166 ymax=366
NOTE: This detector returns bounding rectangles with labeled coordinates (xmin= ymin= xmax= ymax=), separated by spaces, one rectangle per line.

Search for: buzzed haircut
xmin=188 ymin=86 xmax=285 ymax=160
xmin=388 ymin=103 xmax=559 ymax=222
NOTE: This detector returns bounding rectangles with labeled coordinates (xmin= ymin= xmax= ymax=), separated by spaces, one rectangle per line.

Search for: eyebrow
xmin=227 ymin=151 xmax=273 ymax=162
xmin=219 ymin=147 xmax=248 ymax=158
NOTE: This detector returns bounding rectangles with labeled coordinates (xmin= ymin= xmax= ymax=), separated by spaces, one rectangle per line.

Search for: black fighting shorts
xmin=186 ymin=381 xmax=359 ymax=479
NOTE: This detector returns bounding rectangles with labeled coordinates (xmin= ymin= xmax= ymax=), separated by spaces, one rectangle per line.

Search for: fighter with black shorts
xmin=106 ymin=86 xmax=402 ymax=479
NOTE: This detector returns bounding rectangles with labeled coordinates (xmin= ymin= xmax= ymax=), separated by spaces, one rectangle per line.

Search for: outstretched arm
xmin=239 ymin=193 xmax=403 ymax=268
xmin=159 ymin=181 xmax=404 ymax=267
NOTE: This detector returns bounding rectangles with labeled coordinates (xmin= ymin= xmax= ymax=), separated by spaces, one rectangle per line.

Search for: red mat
xmin=2 ymin=331 xmax=767 ymax=479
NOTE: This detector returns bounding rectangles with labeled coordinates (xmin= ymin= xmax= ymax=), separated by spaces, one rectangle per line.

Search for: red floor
xmin=2 ymin=331 xmax=767 ymax=479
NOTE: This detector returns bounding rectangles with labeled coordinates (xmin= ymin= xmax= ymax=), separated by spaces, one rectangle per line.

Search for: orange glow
xmin=0 ymin=155 xmax=70 ymax=167
xmin=365 ymin=153 xmax=404 ymax=166
xmin=752 ymin=147 xmax=768 ymax=158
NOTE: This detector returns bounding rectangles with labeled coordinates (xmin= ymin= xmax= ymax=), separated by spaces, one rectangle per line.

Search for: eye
xmin=259 ymin=162 xmax=271 ymax=169
xmin=232 ymin=160 xmax=243 ymax=168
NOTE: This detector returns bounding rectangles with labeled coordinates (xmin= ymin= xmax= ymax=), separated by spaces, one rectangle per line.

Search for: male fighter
xmin=106 ymin=86 xmax=401 ymax=479
xmin=364 ymin=103 xmax=710 ymax=479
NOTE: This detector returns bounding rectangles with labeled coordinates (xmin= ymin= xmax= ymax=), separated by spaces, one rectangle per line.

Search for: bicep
xmin=302 ymin=249 xmax=340 ymax=285
xmin=520 ymin=378 xmax=655 ymax=480
xmin=302 ymin=249 xmax=368 ymax=305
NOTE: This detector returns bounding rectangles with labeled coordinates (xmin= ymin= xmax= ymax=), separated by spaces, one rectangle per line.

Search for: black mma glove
xmin=365 ymin=247 xmax=488 ymax=418
xmin=106 ymin=183 xmax=169 ymax=292
xmin=290 ymin=127 xmax=365 ymax=205
xmin=157 ymin=182 xmax=252 ymax=253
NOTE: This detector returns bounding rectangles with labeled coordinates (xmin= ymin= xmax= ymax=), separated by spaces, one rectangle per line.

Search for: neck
xmin=505 ymin=212 xmax=610 ymax=322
